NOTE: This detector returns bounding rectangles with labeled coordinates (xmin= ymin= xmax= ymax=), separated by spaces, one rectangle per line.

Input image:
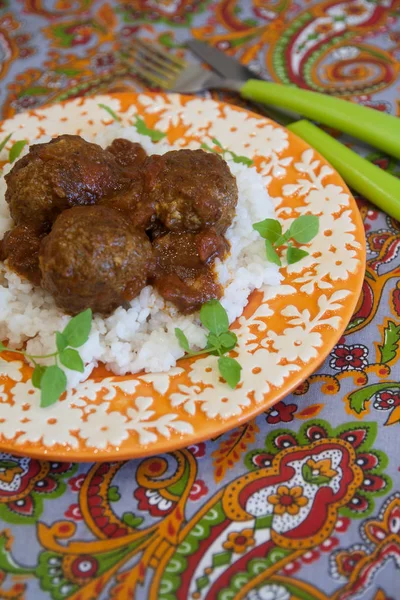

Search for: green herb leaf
xmin=200 ymin=142 xmax=214 ymax=152
xmin=218 ymin=356 xmax=242 ymax=389
xmin=62 ymin=308 xmax=92 ymax=348
xmin=287 ymin=246 xmax=309 ymax=265
xmin=273 ymin=231 xmax=291 ymax=247
xmin=175 ymin=328 xmax=190 ymax=352
xmin=9 ymin=140 xmax=27 ymax=163
xmin=0 ymin=342 xmax=7 ymax=352
xmin=0 ymin=133 xmax=12 ymax=154
xmin=265 ymin=239 xmax=281 ymax=266
xmin=219 ymin=331 xmax=237 ymax=352
xmin=32 ymin=365 xmax=46 ymax=389
xmin=211 ymin=137 xmax=223 ymax=148
xmin=207 ymin=332 xmax=221 ymax=349
xmin=200 ymin=299 xmax=229 ymax=336
xmin=253 ymin=219 xmax=282 ymax=244
xmin=289 ymin=214 xmax=319 ymax=244
xmin=56 ymin=332 xmax=68 ymax=353
xmin=98 ymin=103 xmax=121 ymax=122
xmin=231 ymin=154 xmax=253 ymax=166
xmin=176 ymin=302 xmax=240 ymax=389
xmin=135 ymin=117 xmax=166 ymax=142
xmin=206 ymin=332 xmax=223 ymax=355
xmin=60 ymin=348 xmax=84 ymax=372
xmin=40 ymin=365 xmax=67 ymax=408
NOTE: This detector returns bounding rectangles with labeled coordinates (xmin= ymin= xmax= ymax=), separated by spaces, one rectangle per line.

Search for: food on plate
xmin=144 ymin=149 xmax=238 ymax=233
xmin=152 ymin=230 xmax=228 ymax=312
xmin=99 ymin=177 xmax=155 ymax=230
xmin=39 ymin=205 xmax=153 ymax=315
xmin=253 ymin=214 xmax=320 ymax=266
xmin=106 ymin=137 xmax=147 ymax=170
xmin=1 ymin=136 xmax=240 ymax=317
xmin=0 ymin=308 xmax=93 ymax=408
xmin=100 ymin=138 xmax=152 ymax=228
xmin=2 ymin=295 xmax=243 ymax=407
xmin=0 ymin=123 xmax=287 ymax=398
xmin=0 ymin=223 xmax=44 ymax=285
xmin=4 ymin=134 xmax=129 ymax=229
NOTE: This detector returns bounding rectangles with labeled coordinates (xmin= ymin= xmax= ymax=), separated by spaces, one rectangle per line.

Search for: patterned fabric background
xmin=0 ymin=1 xmax=398 ymax=599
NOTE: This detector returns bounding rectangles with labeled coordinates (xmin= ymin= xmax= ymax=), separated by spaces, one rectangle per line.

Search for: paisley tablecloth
xmin=0 ymin=1 xmax=398 ymax=599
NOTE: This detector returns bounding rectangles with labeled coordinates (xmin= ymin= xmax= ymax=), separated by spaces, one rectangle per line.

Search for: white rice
xmin=0 ymin=127 xmax=281 ymax=388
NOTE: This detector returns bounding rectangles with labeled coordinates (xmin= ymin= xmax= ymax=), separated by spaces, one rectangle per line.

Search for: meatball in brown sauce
xmin=0 ymin=224 xmax=45 ymax=286
xmin=106 ymin=138 xmax=147 ymax=171
xmin=152 ymin=230 xmax=228 ymax=313
xmin=144 ymin=149 xmax=238 ymax=234
xmin=5 ymin=135 xmax=130 ymax=229
xmin=2 ymin=135 xmax=237 ymax=317
xmin=39 ymin=206 xmax=153 ymax=316
xmin=100 ymin=140 xmax=157 ymax=229
xmin=153 ymin=230 xmax=228 ymax=278
xmin=100 ymin=176 xmax=156 ymax=230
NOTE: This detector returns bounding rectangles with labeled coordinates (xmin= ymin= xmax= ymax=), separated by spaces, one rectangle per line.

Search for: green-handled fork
xmin=122 ymin=39 xmax=400 ymax=221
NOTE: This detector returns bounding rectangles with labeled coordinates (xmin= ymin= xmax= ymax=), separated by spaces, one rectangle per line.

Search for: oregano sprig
xmin=9 ymin=140 xmax=27 ymax=163
xmin=175 ymin=299 xmax=242 ymax=389
xmin=134 ymin=117 xmax=166 ymax=142
xmin=98 ymin=103 xmax=121 ymax=122
xmin=0 ymin=133 xmax=12 ymax=154
xmin=97 ymin=104 xmax=167 ymax=142
xmin=201 ymin=137 xmax=253 ymax=167
xmin=0 ymin=133 xmax=28 ymax=164
xmin=253 ymin=214 xmax=319 ymax=266
xmin=0 ymin=308 xmax=92 ymax=408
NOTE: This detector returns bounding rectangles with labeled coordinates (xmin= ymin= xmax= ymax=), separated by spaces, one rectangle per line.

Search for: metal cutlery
xmin=122 ymin=38 xmax=400 ymax=220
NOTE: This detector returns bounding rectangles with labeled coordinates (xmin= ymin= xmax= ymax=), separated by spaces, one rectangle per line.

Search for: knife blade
xmin=186 ymin=39 xmax=262 ymax=82
xmin=186 ymin=39 xmax=295 ymax=125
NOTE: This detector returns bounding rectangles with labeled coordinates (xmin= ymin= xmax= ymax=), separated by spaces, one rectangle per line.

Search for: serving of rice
xmin=0 ymin=127 xmax=281 ymax=388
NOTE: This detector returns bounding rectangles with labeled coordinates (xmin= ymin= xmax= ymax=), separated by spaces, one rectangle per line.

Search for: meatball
xmin=143 ymin=149 xmax=238 ymax=234
xmin=100 ymin=175 xmax=156 ymax=230
xmin=106 ymin=138 xmax=147 ymax=171
xmin=5 ymin=135 xmax=129 ymax=229
xmin=152 ymin=230 xmax=228 ymax=313
xmin=39 ymin=206 xmax=153 ymax=315
xmin=153 ymin=230 xmax=228 ymax=278
xmin=99 ymin=142 xmax=155 ymax=229
xmin=0 ymin=224 xmax=44 ymax=285
xmin=156 ymin=272 xmax=222 ymax=314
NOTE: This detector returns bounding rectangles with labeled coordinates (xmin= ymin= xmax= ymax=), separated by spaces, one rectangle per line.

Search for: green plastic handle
xmin=286 ymin=120 xmax=400 ymax=221
xmin=241 ymin=80 xmax=400 ymax=160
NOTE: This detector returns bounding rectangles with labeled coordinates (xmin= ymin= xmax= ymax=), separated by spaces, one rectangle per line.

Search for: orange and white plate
xmin=0 ymin=93 xmax=365 ymax=461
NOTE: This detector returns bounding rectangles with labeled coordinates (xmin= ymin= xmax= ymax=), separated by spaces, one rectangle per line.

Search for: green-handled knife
xmin=187 ymin=39 xmax=400 ymax=221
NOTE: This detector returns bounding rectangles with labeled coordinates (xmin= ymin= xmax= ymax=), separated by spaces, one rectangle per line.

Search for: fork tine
xmin=121 ymin=38 xmax=216 ymax=94
xmin=127 ymin=64 xmax=170 ymax=89
xmin=135 ymin=39 xmax=186 ymax=68
xmin=132 ymin=39 xmax=184 ymax=74
xmin=122 ymin=55 xmax=173 ymax=89
xmin=122 ymin=49 xmax=177 ymax=88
